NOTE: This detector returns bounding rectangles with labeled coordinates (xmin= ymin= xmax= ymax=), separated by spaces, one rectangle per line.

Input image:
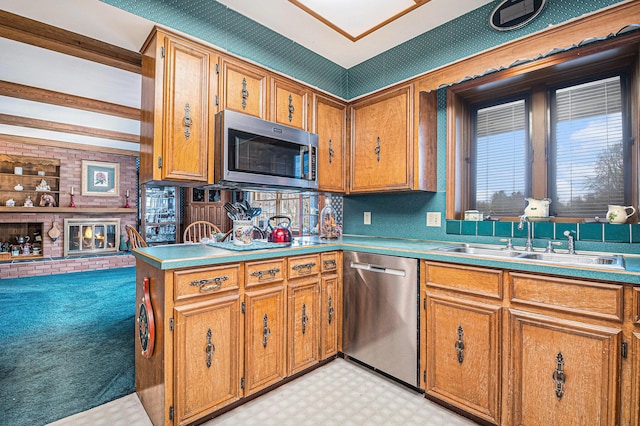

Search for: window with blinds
xmin=551 ymin=76 xmax=625 ymax=217
xmin=473 ymin=99 xmax=528 ymax=216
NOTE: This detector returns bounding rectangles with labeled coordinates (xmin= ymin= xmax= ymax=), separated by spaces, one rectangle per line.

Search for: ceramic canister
xmin=233 ymin=220 xmax=253 ymax=245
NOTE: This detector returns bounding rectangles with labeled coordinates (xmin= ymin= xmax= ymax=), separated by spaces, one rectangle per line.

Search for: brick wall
xmin=1 ymin=140 xmax=139 ymax=277
xmin=0 ymin=253 xmax=135 ymax=278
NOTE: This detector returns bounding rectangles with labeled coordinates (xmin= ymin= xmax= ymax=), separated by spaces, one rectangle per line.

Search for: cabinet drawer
xmin=245 ymin=258 xmax=285 ymax=288
xmin=508 ymin=272 xmax=623 ymax=322
xmin=425 ymin=262 xmax=503 ymax=300
xmin=287 ymin=254 xmax=320 ymax=279
xmin=174 ymin=264 xmax=241 ymax=301
xmin=321 ymin=252 xmax=339 ymax=273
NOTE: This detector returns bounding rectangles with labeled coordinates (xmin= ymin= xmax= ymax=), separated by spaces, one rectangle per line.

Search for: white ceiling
xmin=217 ymin=0 xmax=494 ymax=68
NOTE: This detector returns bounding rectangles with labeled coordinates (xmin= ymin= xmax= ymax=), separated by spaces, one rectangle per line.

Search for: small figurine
xmin=24 ymin=195 xmax=33 ymax=207
xmin=5 ymin=198 xmax=15 ymax=207
xmin=39 ymin=193 xmax=57 ymax=207
xmin=35 ymin=179 xmax=50 ymax=192
xmin=14 ymin=184 xmax=23 ymax=191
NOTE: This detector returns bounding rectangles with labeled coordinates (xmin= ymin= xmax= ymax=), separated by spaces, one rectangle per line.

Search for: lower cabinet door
xmin=425 ymin=293 xmax=502 ymax=425
xmin=244 ymin=285 xmax=286 ymax=395
xmin=288 ymin=280 xmax=320 ymax=374
xmin=508 ymin=309 xmax=621 ymax=426
xmin=174 ymin=294 xmax=242 ymax=424
xmin=320 ymin=275 xmax=340 ymax=359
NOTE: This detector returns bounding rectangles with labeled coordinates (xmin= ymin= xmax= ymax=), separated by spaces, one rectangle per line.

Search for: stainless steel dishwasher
xmin=342 ymin=251 xmax=419 ymax=388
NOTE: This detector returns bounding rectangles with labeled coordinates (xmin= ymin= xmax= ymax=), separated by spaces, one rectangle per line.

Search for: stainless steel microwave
xmin=214 ymin=110 xmax=318 ymax=190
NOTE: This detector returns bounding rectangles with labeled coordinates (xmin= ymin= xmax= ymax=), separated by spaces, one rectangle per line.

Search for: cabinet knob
xmin=552 ymin=352 xmax=566 ymax=399
xmin=205 ymin=328 xmax=215 ymax=368
xmin=183 ymin=103 xmax=193 ymax=139
xmin=375 ymin=136 xmax=381 ymax=162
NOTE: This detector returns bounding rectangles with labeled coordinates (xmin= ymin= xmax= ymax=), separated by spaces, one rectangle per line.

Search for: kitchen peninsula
xmin=132 ymin=236 xmax=640 ymax=425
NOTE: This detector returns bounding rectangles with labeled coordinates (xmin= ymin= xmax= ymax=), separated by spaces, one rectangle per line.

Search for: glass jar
xmin=320 ymin=199 xmax=338 ymax=239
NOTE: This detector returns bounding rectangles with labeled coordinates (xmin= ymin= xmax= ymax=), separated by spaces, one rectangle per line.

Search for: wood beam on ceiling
xmin=0 ymin=10 xmax=141 ymax=74
xmin=0 ymin=81 xmax=140 ymax=121
xmin=0 ymin=133 xmax=139 ymax=157
xmin=0 ymin=113 xmax=139 ymax=144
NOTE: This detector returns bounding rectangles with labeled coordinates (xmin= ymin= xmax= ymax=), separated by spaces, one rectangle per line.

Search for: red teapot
xmin=267 ymin=216 xmax=292 ymax=243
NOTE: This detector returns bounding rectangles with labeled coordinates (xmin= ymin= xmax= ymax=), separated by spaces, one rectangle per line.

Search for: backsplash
xmin=446 ymin=219 xmax=640 ymax=245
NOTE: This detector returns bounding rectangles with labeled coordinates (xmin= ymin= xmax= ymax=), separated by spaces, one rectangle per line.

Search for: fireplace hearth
xmin=64 ymin=218 xmax=120 ymax=256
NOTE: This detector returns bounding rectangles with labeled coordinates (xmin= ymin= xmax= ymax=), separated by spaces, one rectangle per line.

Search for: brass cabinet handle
xmin=262 ymin=313 xmax=271 ymax=348
xmin=327 ymin=295 xmax=334 ymax=325
xmin=328 ymin=139 xmax=334 ymax=164
xmin=288 ymin=94 xmax=294 ymax=122
xmin=241 ymin=77 xmax=249 ymax=110
xmin=189 ymin=276 xmax=228 ymax=292
xmin=454 ymin=325 xmax=465 ymax=364
xmin=183 ymin=103 xmax=193 ymax=139
xmin=205 ymin=328 xmax=215 ymax=368
xmin=552 ymin=352 xmax=566 ymax=399
xmin=292 ymin=262 xmax=316 ymax=275
xmin=323 ymin=259 xmax=336 ymax=270
xmin=250 ymin=268 xmax=280 ymax=280
xmin=375 ymin=136 xmax=381 ymax=162
xmin=301 ymin=303 xmax=308 ymax=334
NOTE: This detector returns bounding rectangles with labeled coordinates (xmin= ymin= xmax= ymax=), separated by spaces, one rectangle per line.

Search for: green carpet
xmin=0 ymin=267 xmax=136 ymax=425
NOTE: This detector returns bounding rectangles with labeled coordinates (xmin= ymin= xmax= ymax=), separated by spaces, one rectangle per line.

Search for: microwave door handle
xmin=300 ymin=145 xmax=309 ymax=179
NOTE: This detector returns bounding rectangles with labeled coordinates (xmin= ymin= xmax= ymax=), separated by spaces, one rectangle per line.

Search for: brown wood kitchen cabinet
xmin=173 ymin=291 xmax=242 ymax=423
xmin=140 ymin=28 xmax=217 ymax=184
xmin=287 ymin=254 xmax=321 ymax=375
xmin=320 ymin=251 xmax=342 ymax=358
xmin=135 ymin=262 xmax=243 ymax=425
xmin=313 ymin=94 xmax=347 ymax=193
xmin=271 ymin=77 xmax=309 ymax=130
xmin=219 ymin=57 xmax=268 ymax=119
xmin=350 ymin=85 xmax=412 ymax=193
xmin=423 ymin=262 xmax=503 ymax=425
xmin=243 ymin=258 xmax=287 ymax=396
xmin=505 ymin=273 xmax=623 ymax=426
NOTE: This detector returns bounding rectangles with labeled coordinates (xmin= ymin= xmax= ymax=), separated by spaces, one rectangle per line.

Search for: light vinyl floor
xmin=49 ymin=358 xmax=478 ymax=426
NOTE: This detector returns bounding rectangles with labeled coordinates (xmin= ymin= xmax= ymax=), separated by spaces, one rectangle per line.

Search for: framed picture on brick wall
xmin=81 ymin=160 xmax=119 ymax=196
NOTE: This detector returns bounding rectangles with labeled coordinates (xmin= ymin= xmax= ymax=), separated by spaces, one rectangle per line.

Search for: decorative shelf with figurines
xmin=0 ymin=154 xmax=60 ymax=208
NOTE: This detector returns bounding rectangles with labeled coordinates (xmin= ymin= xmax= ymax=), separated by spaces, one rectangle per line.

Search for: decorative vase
xmin=119 ymin=235 xmax=129 ymax=251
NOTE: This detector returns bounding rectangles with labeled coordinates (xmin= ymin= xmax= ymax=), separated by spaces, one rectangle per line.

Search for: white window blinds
xmin=552 ymin=76 xmax=624 ymax=217
xmin=474 ymin=99 xmax=527 ymax=216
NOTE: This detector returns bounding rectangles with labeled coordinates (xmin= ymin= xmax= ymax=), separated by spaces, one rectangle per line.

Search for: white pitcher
xmin=524 ymin=198 xmax=550 ymax=217
xmin=606 ymin=205 xmax=636 ymax=224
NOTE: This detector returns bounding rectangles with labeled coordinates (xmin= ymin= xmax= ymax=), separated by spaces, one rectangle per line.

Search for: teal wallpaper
xmin=101 ymin=0 xmax=626 ymax=99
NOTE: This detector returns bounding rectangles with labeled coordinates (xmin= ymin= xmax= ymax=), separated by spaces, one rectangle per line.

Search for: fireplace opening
xmin=64 ymin=219 xmax=120 ymax=256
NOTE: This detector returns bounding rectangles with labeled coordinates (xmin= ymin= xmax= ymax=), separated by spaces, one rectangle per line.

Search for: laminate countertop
xmin=132 ymin=235 xmax=640 ymax=285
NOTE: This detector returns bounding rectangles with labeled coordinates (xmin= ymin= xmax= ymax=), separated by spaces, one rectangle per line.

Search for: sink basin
xmin=437 ymin=244 xmax=524 ymax=258
xmin=436 ymin=244 xmax=625 ymax=270
xmin=518 ymin=252 xmax=625 ymax=269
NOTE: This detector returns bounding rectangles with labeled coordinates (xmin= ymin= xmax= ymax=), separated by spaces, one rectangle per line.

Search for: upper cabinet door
xmin=162 ymin=36 xmax=214 ymax=182
xmin=271 ymin=78 xmax=308 ymax=130
xmin=219 ymin=57 xmax=268 ymax=119
xmin=140 ymin=29 xmax=216 ymax=184
xmin=314 ymin=94 xmax=347 ymax=193
xmin=350 ymin=85 xmax=413 ymax=193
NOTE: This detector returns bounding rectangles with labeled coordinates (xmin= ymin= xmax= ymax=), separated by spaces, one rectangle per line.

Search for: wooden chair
xmin=183 ymin=221 xmax=222 ymax=243
xmin=125 ymin=224 xmax=147 ymax=249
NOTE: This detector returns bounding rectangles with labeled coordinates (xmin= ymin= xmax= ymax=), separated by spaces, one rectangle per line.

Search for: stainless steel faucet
xmin=518 ymin=215 xmax=534 ymax=251
xmin=563 ymin=230 xmax=576 ymax=254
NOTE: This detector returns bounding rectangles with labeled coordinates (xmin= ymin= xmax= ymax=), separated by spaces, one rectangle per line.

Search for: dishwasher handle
xmin=349 ymin=261 xmax=406 ymax=277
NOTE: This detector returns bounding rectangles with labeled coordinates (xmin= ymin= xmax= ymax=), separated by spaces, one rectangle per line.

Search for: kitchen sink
xmin=438 ymin=244 xmax=524 ymax=258
xmin=436 ymin=244 xmax=625 ymax=270
xmin=518 ymin=252 xmax=625 ymax=269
